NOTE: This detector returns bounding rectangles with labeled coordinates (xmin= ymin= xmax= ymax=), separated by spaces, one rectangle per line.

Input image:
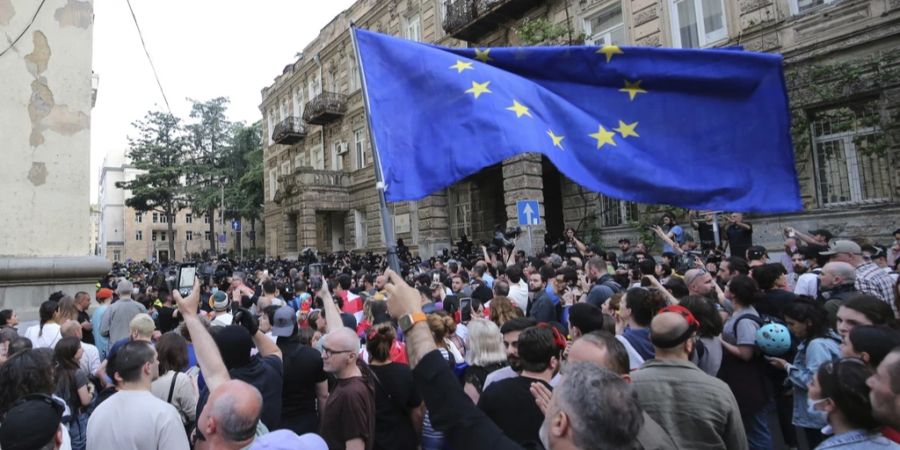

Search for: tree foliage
xmin=116 ymin=111 xmax=188 ymax=258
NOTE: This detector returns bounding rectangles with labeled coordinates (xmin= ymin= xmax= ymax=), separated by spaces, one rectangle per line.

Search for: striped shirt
xmin=855 ymin=262 xmax=898 ymax=316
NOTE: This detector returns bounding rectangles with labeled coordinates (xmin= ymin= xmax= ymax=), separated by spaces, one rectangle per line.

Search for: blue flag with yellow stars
xmin=353 ymin=28 xmax=801 ymax=213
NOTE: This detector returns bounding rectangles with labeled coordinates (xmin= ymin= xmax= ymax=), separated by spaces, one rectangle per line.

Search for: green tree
xmin=184 ymin=97 xmax=233 ymax=256
xmin=231 ymin=121 xmax=263 ymax=251
xmin=116 ymin=111 xmax=188 ymax=260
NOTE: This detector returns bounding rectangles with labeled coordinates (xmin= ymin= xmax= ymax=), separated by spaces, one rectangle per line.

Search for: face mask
xmin=807 ymin=397 xmax=829 ymax=415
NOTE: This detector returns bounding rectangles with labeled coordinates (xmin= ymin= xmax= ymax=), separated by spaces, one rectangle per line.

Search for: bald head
xmin=650 ymin=312 xmax=693 ymax=358
xmin=325 ymin=327 xmax=360 ymax=353
xmin=823 ymin=261 xmax=856 ymax=283
xmin=60 ymin=320 xmax=82 ymax=339
xmin=206 ymin=380 xmax=262 ymax=444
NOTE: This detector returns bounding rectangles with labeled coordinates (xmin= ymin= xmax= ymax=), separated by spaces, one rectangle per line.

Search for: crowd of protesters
xmin=0 ymin=215 xmax=899 ymax=450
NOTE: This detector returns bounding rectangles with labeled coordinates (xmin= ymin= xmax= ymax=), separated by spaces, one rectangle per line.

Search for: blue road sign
xmin=517 ymin=200 xmax=541 ymax=226
xmin=231 ymin=220 xmax=241 ymax=231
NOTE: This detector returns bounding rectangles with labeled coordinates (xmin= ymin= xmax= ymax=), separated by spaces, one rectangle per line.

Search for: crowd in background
xmin=0 ymin=215 xmax=899 ymax=450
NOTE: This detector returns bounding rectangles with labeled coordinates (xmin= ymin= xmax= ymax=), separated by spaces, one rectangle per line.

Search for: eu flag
xmin=353 ymin=28 xmax=801 ymax=213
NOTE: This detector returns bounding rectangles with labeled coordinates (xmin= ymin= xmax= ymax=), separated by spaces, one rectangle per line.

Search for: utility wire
xmin=0 ymin=0 xmax=49 ymax=59
xmin=125 ymin=0 xmax=172 ymax=115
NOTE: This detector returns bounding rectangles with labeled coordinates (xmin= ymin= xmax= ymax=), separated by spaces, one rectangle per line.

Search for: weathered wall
xmin=0 ymin=0 xmax=94 ymax=257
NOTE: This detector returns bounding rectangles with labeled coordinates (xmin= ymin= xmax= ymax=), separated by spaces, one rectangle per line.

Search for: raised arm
xmin=318 ymin=284 xmax=343 ymax=335
xmin=174 ymin=277 xmax=230 ymax=391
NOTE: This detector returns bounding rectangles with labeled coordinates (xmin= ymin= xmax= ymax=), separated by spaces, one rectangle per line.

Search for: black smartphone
xmin=176 ymin=263 xmax=197 ymax=297
xmin=309 ymin=263 xmax=323 ymax=291
xmin=460 ymin=297 xmax=472 ymax=322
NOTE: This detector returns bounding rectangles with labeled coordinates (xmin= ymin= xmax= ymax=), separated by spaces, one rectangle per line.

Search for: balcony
xmin=302 ymin=91 xmax=348 ymax=125
xmin=443 ymin=0 xmax=545 ymax=42
xmin=272 ymin=117 xmax=307 ymax=145
xmin=274 ymin=167 xmax=351 ymax=209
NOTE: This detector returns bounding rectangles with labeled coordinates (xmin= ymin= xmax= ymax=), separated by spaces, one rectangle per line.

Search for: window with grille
xmin=599 ymin=195 xmax=639 ymax=227
xmin=670 ymin=0 xmax=727 ymax=48
xmin=811 ymin=104 xmax=890 ymax=207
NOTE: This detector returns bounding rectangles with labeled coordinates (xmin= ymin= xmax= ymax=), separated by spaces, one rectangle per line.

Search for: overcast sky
xmin=90 ymin=0 xmax=356 ymax=199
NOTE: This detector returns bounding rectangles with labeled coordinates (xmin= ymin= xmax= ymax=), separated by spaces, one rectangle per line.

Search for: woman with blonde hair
xmin=462 ymin=319 xmax=508 ymax=404
xmin=489 ymin=296 xmax=523 ymax=328
xmin=57 ymin=296 xmax=80 ymax=323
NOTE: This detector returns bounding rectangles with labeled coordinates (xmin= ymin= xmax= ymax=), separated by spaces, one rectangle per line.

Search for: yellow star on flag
xmin=449 ymin=60 xmax=474 ymax=73
xmin=547 ymin=130 xmax=565 ymax=149
xmin=614 ymin=120 xmax=639 ymax=138
xmin=619 ymin=80 xmax=647 ymax=101
xmin=474 ymin=48 xmax=493 ymax=62
xmin=589 ymin=124 xmax=617 ymax=149
xmin=506 ymin=100 xmax=532 ymax=118
xmin=597 ymin=44 xmax=623 ymax=63
xmin=465 ymin=81 xmax=492 ymax=99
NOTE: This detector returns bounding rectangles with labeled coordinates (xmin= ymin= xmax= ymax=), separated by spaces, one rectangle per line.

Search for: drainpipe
xmin=315 ymin=53 xmax=325 ymax=171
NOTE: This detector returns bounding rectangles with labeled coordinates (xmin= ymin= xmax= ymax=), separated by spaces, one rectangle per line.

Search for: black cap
xmin=0 ymin=395 xmax=64 ymax=450
xmin=747 ymin=245 xmax=767 ymax=261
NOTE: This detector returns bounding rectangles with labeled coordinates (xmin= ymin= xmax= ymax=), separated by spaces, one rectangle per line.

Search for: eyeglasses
xmin=322 ymin=347 xmax=354 ymax=357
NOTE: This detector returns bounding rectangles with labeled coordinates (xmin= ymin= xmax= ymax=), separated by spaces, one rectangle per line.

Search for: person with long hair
xmin=150 ymin=332 xmax=197 ymax=430
xmin=23 ymin=300 xmax=62 ymax=349
xmin=366 ymin=323 xmax=424 ymax=450
xmin=488 ymin=295 xmax=522 ymax=328
xmin=54 ymin=337 xmax=92 ymax=450
xmin=57 ymin=296 xmax=80 ymax=324
xmin=767 ymin=298 xmax=842 ymax=448
xmin=807 ymin=358 xmax=896 ymax=449
xmin=0 ymin=309 xmax=18 ymax=330
xmin=680 ymin=295 xmax=725 ymax=376
xmin=462 ymin=319 xmax=508 ymax=404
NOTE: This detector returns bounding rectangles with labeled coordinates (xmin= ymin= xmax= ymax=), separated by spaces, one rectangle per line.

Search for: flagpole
xmin=349 ymin=24 xmax=400 ymax=273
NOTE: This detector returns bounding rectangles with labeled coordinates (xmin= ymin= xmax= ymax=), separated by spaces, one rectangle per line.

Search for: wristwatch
xmin=399 ymin=312 xmax=427 ymax=333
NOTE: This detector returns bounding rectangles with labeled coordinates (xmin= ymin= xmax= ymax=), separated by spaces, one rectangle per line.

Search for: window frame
xmin=405 ymin=13 xmax=422 ymax=41
xmin=135 ymin=230 xmax=143 ymax=241
xmin=583 ymin=5 xmax=626 ymax=46
xmin=669 ymin=0 xmax=728 ymax=48
xmin=354 ymin=128 xmax=367 ymax=170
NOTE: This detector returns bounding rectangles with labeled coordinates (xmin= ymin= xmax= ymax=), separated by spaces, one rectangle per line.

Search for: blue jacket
xmin=786 ymin=331 xmax=841 ymax=428
xmin=815 ymin=429 xmax=900 ymax=449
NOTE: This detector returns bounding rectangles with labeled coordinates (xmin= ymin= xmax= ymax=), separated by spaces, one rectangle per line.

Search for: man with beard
xmin=482 ymin=318 xmax=538 ymax=391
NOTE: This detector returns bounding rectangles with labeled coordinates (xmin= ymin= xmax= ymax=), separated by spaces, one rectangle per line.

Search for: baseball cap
xmin=249 ymin=430 xmax=328 ymax=450
xmin=212 ymin=291 xmax=229 ymax=311
xmin=96 ymin=288 xmax=114 ymax=300
xmin=0 ymin=394 xmax=65 ymax=450
xmin=808 ymin=229 xmax=834 ymax=242
xmin=819 ymin=239 xmax=862 ymax=256
xmin=271 ymin=306 xmax=297 ymax=337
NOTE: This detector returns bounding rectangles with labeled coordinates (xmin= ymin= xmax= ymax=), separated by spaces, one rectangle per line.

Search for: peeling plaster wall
xmin=0 ymin=0 xmax=94 ymax=257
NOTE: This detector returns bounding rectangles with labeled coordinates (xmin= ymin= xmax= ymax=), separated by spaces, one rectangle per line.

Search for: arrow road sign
xmin=517 ymin=200 xmax=541 ymax=226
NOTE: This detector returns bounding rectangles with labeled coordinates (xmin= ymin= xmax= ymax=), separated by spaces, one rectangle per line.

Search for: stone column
xmin=0 ymin=0 xmax=108 ymax=321
xmin=502 ymin=154 xmax=546 ymax=255
xmin=416 ymin=192 xmax=452 ymax=259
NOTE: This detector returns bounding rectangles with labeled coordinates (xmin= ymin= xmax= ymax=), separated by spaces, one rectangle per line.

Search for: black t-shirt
xmin=726 ymin=224 xmax=753 ymax=259
xmin=478 ymin=376 xmax=551 ymax=450
xmin=695 ymin=221 xmax=716 ymax=248
xmin=196 ymin=355 xmax=284 ymax=430
xmin=278 ymin=339 xmax=327 ymax=418
xmin=369 ymin=363 xmax=421 ymax=450
xmin=78 ymin=310 xmax=94 ymax=345
xmin=155 ymin=306 xmax=181 ymax=334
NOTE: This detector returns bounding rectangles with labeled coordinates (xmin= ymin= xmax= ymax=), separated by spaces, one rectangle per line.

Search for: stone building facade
xmin=261 ymin=0 xmax=899 ymax=259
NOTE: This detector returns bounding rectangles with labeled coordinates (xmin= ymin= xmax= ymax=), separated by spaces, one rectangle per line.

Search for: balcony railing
xmin=272 ymin=117 xmax=307 ymax=145
xmin=443 ymin=0 xmax=544 ymax=42
xmin=302 ymin=91 xmax=348 ymax=125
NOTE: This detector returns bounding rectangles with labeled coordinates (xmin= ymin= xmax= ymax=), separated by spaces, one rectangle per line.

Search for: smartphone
xmin=433 ymin=273 xmax=440 ymax=283
xmin=309 ymin=263 xmax=323 ymax=291
xmin=460 ymin=298 xmax=472 ymax=322
xmin=176 ymin=263 xmax=197 ymax=297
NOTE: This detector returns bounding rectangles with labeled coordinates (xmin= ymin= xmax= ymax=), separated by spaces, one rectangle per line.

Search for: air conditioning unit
xmin=337 ymin=142 xmax=349 ymax=154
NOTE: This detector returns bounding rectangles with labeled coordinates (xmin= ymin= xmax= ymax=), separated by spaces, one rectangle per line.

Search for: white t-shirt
xmin=80 ymin=342 xmax=102 ymax=377
xmin=87 ymin=390 xmax=189 ymax=450
xmin=508 ymin=280 xmax=529 ymax=313
xmin=24 ymin=323 xmax=62 ymax=348
xmin=211 ymin=312 xmax=234 ymax=327
xmin=794 ymin=272 xmax=819 ymax=298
